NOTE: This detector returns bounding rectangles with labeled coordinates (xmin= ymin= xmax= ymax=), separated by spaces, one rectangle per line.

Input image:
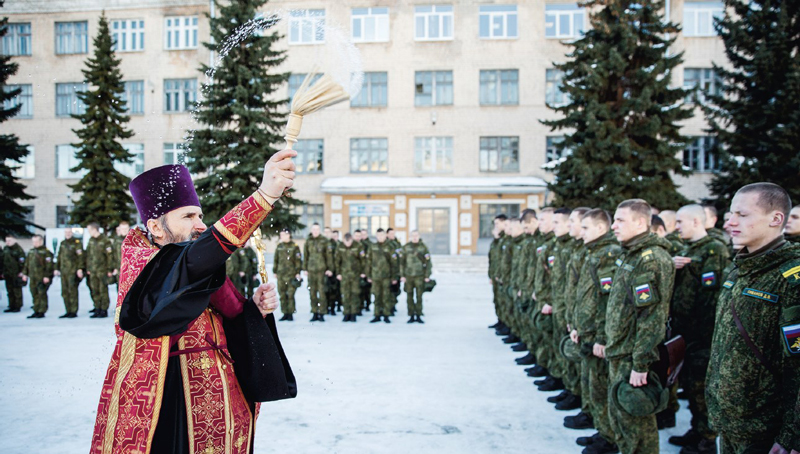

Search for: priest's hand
xmin=259 ymin=149 xmax=297 ymax=206
xmin=254 ymin=282 xmax=279 ymax=318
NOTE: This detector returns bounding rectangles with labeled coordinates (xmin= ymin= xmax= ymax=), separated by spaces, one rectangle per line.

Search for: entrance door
xmin=417 ymin=207 xmax=450 ymax=255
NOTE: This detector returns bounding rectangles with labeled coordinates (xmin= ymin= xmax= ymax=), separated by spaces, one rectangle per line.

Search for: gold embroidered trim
xmin=178 ymin=336 xmax=197 ymax=454
xmin=214 ymin=222 xmax=241 ymax=245
xmin=209 ymin=312 xmax=234 ymax=454
xmin=252 ymin=191 xmax=271 ymax=211
xmin=144 ymin=338 xmax=170 ymax=454
xmin=101 ymin=333 xmax=137 ymax=454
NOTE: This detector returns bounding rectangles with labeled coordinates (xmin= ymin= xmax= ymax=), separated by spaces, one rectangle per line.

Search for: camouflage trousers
xmin=340 ymin=276 xmax=361 ymax=315
xmin=61 ymin=273 xmax=81 ymax=314
xmin=326 ymin=278 xmax=340 ymax=312
xmin=550 ymin=307 xmax=569 ymax=380
xmin=585 ymin=355 xmax=615 ymax=444
xmin=719 ymin=435 xmax=772 ymax=454
xmin=371 ymin=279 xmax=392 ymax=317
xmin=30 ymin=280 xmax=50 ymax=314
xmin=608 ymin=357 xmax=659 ymax=454
xmin=87 ymin=273 xmax=110 ymax=311
xmin=5 ymin=279 xmax=23 ymax=310
xmin=307 ymin=272 xmax=327 ymax=315
xmin=276 ymin=275 xmax=297 ymax=315
xmin=683 ymin=343 xmax=715 ymax=439
xmin=532 ymin=311 xmax=554 ymax=370
xmin=491 ymin=280 xmax=501 ymax=320
xmin=404 ymin=277 xmax=425 ymax=316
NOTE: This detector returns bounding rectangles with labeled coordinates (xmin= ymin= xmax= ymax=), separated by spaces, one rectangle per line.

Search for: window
xmin=122 ymin=80 xmax=144 ymax=114
xmin=349 ymin=204 xmax=390 ymax=238
xmin=114 ymin=144 xmax=145 ymax=178
xmin=295 ymin=139 xmax=323 ymax=174
xmin=350 ymin=138 xmax=388 ymax=173
xmin=2 ymin=23 xmax=31 ymax=56
xmin=683 ymin=2 xmax=724 ymax=37
xmin=4 ymin=145 xmax=34 ymax=179
xmin=56 ymin=206 xmax=78 ymax=228
xmin=683 ymin=68 xmax=722 ymax=104
xmin=480 ymin=136 xmax=519 ymax=173
xmin=4 ymin=84 xmax=33 ymax=118
xmin=415 ymin=137 xmax=453 ymax=173
xmin=21 ymin=205 xmax=35 ymax=234
xmin=164 ymin=16 xmax=198 ymax=50
xmin=683 ymin=136 xmax=719 ymax=172
xmin=56 ymin=83 xmax=87 ymax=116
xmin=289 ymin=9 xmax=325 ymax=45
xmin=55 ymin=21 xmax=89 ymax=54
xmin=56 ymin=144 xmax=86 ymax=179
xmin=479 ymin=5 xmax=518 ymax=39
xmin=545 ymin=4 xmax=585 ymax=39
xmin=415 ymin=5 xmax=453 ymax=41
xmin=293 ymin=203 xmax=324 ymax=237
xmin=351 ymin=72 xmax=387 ymax=107
xmin=546 ymin=69 xmax=568 ymax=106
xmin=352 ymin=7 xmax=389 ymax=43
xmin=112 ymin=19 xmax=145 ymax=52
xmin=545 ymin=136 xmax=574 ymax=165
xmin=480 ymin=69 xmax=518 ymax=105
xmin=164 ymin=78 xmax=197 ymax=113
xmin=415 ymin=71 xmax=453 ymax=106
xmin=288 ymin=73 xmax=322 ymax=103
xmin=164 ymin=142 xmax=190 ymax=165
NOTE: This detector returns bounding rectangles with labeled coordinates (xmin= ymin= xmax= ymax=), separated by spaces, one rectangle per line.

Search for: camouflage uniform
xmin=336 ymin=241 xmax=366 ymax=316
xmin=507 ymin=234 xmax=528 ymax=336
xmin=605 ymin=232 xmax=674 ymax=454
xmin=400 ymin=240 xmax=432 ymax=317
xmin=109 ymin=233 xmax=124 ymax=286
xmin=366 ymin=240 xmax=399 ymax=317
xmin=519 ymin=232 xmax=540 ymax=348
xmin=488 ymin=232 xmax=505 ymax=322
xmin=243 ymin=247 xmax=260 ymax=299
xmin=665 ymin=231 xmax=684 ymax=256
xmin=273 ymin=241 xmax=302 ymax=316
xmin=549 ymin=233 xmax=574 ymax=382
xmin=56 ymin=237 xmax=85 ymax=314
xmin=359 ymin=239 xmax=373 ymax=310
xmin=226 ymin=249 xmax=248 ymax=297
xmin=785 ymin=234 xmax=799 ymax=244
xmin=86 ymin=235 xmax=112 ymax=312
xmin=707 ymin=239 xmax=800 ymax=453
xmin=326 ymin=238 xmax=340 ymax=313
xmin=533 ymin=231 xmax=557 ymax=370
xmin=23 ymin=245 xmax=54 ymax=314
xmin=670 ymin=234 xmax=729 ymax=441
xmin=565 ymin=238 xmax=588 ymax=407
xmin=707 ymin=227 xmax=727 ymax=244
xmin=304 ymin=234 xmax=331 ymax=316
xmin=496 ymin=234 xmax=514 ymax=329
xmin=3 ymin=243 xmax=25 ymax=310
xmin=574 ymin=231 xmax=622 ymax=446
xmin=388 ymin=238 xmax=403 ymax=311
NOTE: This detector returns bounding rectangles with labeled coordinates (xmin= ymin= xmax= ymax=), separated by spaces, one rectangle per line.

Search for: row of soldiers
xmin=269 ymin=223 xmax=433 ymax=323
xmin=488 ymin=183 xmax=800 ymax=454
xmin=0 ymin=222 xmax=131 ymax=319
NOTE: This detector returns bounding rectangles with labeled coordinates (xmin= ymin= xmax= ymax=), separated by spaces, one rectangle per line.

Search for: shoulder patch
xmin=76 ymin=250 xmax=82 ymax=255
xmin=600 ymin=277 xmax=613 ymax=291
xmin=723 ymin=280 xmax=735 ymax=289
xmin=641 ymin=249 xmax=653 ymax=258
xmin=702 ymin=271 xmax=717 ymax=287
xmin=548 ymin=256 xmax=555 ymax=266
xmin=635 ymin=284 xmax=653 ymax=303
xmin=780 ymin=261 xmax=800 ymax=285
xmin=781 ymin=323 xmax=800 ymax=355
xmin=623 ymin=264 xmax=635 ymax=272
xmin=742 ymin=288 xmax=779 ymax=304
xmin=615 ymin=258 xmax=623 ymax=267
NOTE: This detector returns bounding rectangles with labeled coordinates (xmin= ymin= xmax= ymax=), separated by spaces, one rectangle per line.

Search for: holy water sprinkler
xmin=284 ymin=68 xmax=352 ymax=149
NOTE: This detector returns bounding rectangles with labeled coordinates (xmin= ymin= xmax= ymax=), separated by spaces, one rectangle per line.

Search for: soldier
xmin=570 ymin=209 xmax=622 ymax=452
xmin=387 ymin=227 xmax=403 ymax=314
xmin=225 ymin=246 xmax=247 ymax=297
xmin=401 ymin=229 xmax=432 ymax=324
xmin=514 ymin=209 xmax=540 ymax=367
xmin=604 ymin=199 xmax=675 ymax=454
xmin=703 ymin=204 xmax=728 ymax=243
xmin=85 ymin=223 xmax=113 ymax=318
xmin=273 ymin=229 xmax=302 ymax=321
xmin=785 ymin=205 xmax=800 ymax=243
xmin=530 ymin=207 xmax=557 ymax=382
xmin=650 ymin=215 xmax=667 ymax=237
xmin=304 ymin=223 xmax=333 ymax=322
xmin=505 ymin=218 xmax=527 ymax=343
xmin=109 ymin=221 xmax=129 ymax=287
xmin=3 ymin=235 xmax=25 ymax=312
xmin=357 ymin=229 xmax=373 ymax=312
xmin=706 ymin=183 xmax=800 ymax=454
xmin=665 ymin=205 xmax=730 ymax=454
xmin=660 ymin=210 xmax=684 ymax=255
xmin=336 ymin=232 xmax=366 ymax=322
xmin=496 ymin=217 xmax=517 ymax=343
xmin=366 ymin=228 xmax=399 ymax=323
xmin=54 ymin=227 xmax=85 ymax=318
xmin=489 ymin=215 xmax=509 ymax=332
xmin=324 ymin=227 xmax=340 ymax=316
xmin=243 ymin=240 xmax=260 ymax=299
xmin=22 ymin=234 xmax=54 ymax=318
xmin=331 ymin=230 xmax=342 ymax=312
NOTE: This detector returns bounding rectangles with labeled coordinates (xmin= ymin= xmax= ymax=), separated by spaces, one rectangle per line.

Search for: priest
xmin=90 ymin=149 xmax=298 ymax=454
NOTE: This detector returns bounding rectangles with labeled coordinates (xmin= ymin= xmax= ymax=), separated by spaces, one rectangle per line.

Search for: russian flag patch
xmin=600 ymin=277 xmax=613 ymax=291
xmin=635 ymin=283 xmax=652 ymax=302
xmin=702 ymin=272 xmax=716 ymax=287
xmin=548 ymin=256 xmax=555 ymax=266
xmin=782 ymin=323 xmax=800 ymax=355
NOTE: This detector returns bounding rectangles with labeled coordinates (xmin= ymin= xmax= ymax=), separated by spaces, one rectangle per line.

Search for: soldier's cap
xmin=559 ymin=335 xmax=582 ymax=363
xmin=610 ymin=371 xmax=669 ymax=417
xmin=533 ymin=310 xmax=553 ymax=331
xmin=129 ymin=165 xmax=201 ymax=223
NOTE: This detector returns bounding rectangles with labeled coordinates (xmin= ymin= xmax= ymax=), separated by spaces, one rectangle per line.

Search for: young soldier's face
xmin=581 ymin=218 xmax=606 ymax=244
xmin=523 ymin=217 xmax=539 ymax=234
xmin=387 ymin=231 xmax=396 ymax=240
xmin=344 ymin=238 xmax=353 ymax=247
xmin=510 ymin=221 xmax=523 ymax=237
xmin=64 ymin=229 xmax=73 ymax=239
xmin=119 ymin=224 xmax=130 ymax=237
xmin=568 ymin=212 xmax=582 ymax=238
xmin=376 ymin=232 xmax=386 ymax=242
xmin=612 ymin=208 xmax=645 ymax=243
xmin=32 ymin=237 xmax=43 ymax=248
xmin=675 ymin=210 xmax=697 ymax=240
xmin=280 ymin=232 xmax=290 ymax=242
xmin=728 ymin=192 xmax=784 ymax=249
xmin=539 ymin=212 xmax=553 ymax=234
xmin=786 ymin=206 xmax=800 ymax=236
xmin=411 ymin=231 xmax=420 ymax=243
xmin=311 ymin=225 xmax=321 ymax=237
xmin=552 ymin=214 xmax=570 ymax=237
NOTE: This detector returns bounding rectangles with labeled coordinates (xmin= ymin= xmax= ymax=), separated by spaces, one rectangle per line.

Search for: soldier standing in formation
xmin=400 ymin=230 xmax=431 ymax=324
xmin=274 ymin=229 xmax=302 ymax=321
xmin=85 ymin=222 xmax=112 ymax=318
xmin=703 ymin=205 xmax=727 ymax=244
xmin=54 ymin=227 xmax=85 ymax=318
xmin=242 ymin=240 xmax=260 ymax=299
xmin=336 ymin=232 xmax=366 ymax=322
xmin=323 ymin=227 xmax=340 ymax=316
xmin=331 ymin=230 xmax=342 ymax=312
xmin=660 ymin=210 xmax=685 ymax=255
xmin=21 ymin=234 xmax=54 ymax=319
xmin=225 ymin=243 xmax=247 ymax=296
xmin=305 ymin=223 xmax=332 ymax=322
xmin=109 ymin=221 xmax=129 ymax=288
xmin=3 ymin=235 xmax=25 ymax=312
xmin=387 ymin=228 xmax=403 ymax=315
xmin=488 ymin=215 xmax=509 ymax=331
xmin=366 ymin=228 xmax=399 ymax=324
xmin=356 ymin=229 xmax=373 ymax=312
xmin=785 ymin=205 xmax=800 ymax=243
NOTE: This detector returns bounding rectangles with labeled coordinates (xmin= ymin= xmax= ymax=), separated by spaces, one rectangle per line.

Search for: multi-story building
xmin=1 ymin=0 xmax=728 ymax=254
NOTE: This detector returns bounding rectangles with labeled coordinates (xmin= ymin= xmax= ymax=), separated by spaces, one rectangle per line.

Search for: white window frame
xmin=122 ymin=80 xmax=145 ymax=114
xmin=164 ymin=142 xmax=191 ymax=165
xmin=683 ymin=2 xmax=724 ymax=37
xmin=480 ymin=136 xmax=519 ymax=173
xmin=294 ymin=139 xmax=324 ymax=174
xmin=164 ymin=78 xmax=197 ymax=113
xmin=351 ymin=7 xmax=389 ymax=43
xmin=164 ymin=16 xmax=198 ymax=50
xmin=112 ymin=19 xmax=145 ymax=52
xmin=683 ymin=136 xmax=719 ymax=173
xmin=545 ymin=136 xmax=572 ymax=165
xmin=350 ymin=138 xmax=388 ymax=174
xmin=545 ymin=69 xmax=568 ymax=106
xmin=55 ymin=82 xmax=87 ymax=117
xmin=55 ymin=21 xmax=89 ymax=55
xmin=4 ymin=145 xmax=34 ymax=179
xmin=415 ymin=137 xmax=453 ymax=174
xmin=289 ymin=9 xmax=326 ymax=45
xmin=415 ymin=70 xmax=453 ymax=106
xmin=414 ymin=5 xmax=454 ymax=41
xmin=479 ymin=5 xmax=518 ymax=40
xmin=683 ymin=68 xmax=722 ymax=104
xmin=545 ymin=4 xmax=585 ymax=39
xmin=114 ymin=144 xmax=145 ymax=178
xmin=293 ymin=203 xmax=325 ymax=237
xmin=2 ymin=22 xmax=31 ymax=56
xmin=351 ymin=72 xmax=388 ymax=108
xmin=56 ymin=144 xmax=86 ymax=179
xmin=479 ymin=69 xmax=519 ymax=105
xmin=4 ymin=84 xmax=33 ymax=118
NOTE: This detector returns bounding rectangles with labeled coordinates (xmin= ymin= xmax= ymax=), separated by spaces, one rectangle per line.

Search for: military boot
xmin=407 ymin=316 xmax=415 ymax=323
xmin=582 ymin=438 xmax=619 ymax=454
xmin=416 ymin=315 xmax=424 ymax=324
xmin=515 ymin=353 xmax=536 ymax=365
xmin=656 ymin=410 xmax=676 ymax=429
xmin=511 ymin=342 xmax=528 ymax=352
xmin=680 ymin=439 xmax=717 ymax=454
xmin=488 ymin=320 xmax=501 ymax=329
xmin=502 ymin=335 xmax=520 ymax=344
xmin=370 ymin=316 xmax=381 ymax=323
xmin=537 ymin=377 xmax=565 ymax=392
xmin=383 ymin=316 xmax=391 ymax=323
xmin=555 ymin=393 xmax=581 ymax=410
xmin=528 ymin=365 xmax=549 ymax=377
xmin=576 ymin=432 xmax=603 ymax=447
xmin=547 ymin=390 xmax=570 ymax=403
xmin=27 ymin=312 xmax=44 ymax=319
xmin=564 ymin=411 xmax=594 ymax=430
xmin=668 ymin=429 xmax=702 ymax=447
xmin=286 ymin=314 xmax=294 ymax=321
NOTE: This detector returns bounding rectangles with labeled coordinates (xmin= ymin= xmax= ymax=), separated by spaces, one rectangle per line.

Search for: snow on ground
xmin=0 ymin=272 xmax=691 ymax=454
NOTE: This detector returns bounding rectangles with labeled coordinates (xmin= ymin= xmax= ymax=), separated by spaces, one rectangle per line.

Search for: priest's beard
xmin=159 ymin=217 xmax=203 ymax=244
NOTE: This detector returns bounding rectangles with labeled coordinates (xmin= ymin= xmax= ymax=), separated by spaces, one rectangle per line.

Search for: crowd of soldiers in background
xmin=0 ymin=218 xmax=436 ymax=324
xmin=1 ymin=221 xmax=131 ymax=319
xmin=488 ymin=183 xmax=800 ymax=454
xmin=259 ymin=223 xmax=435 ymax=324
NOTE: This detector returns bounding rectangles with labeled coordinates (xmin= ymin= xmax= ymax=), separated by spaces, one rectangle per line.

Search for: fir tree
xmin=705 ymin=0 xmax=800 ymax=207
xmin=0 ymin=12 xmax=35 ymax=238
xmin=69 ymin=13 xmax=134 ymax=231
xmin=187 ymin=0 xmax=304 ymax=237
xmin=541 ymin=0 xmax=694 ymax=211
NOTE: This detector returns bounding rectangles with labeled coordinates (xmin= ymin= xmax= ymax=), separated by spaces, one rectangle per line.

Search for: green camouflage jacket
xmin=303 ymin=234 xmax=332 ymax=273
xmin=605 ymin=232 xmax=675 ymax=372
xmin=508 ymin=235 xmax=527 ymax=295
xmin=707 ymin=240 xmax=800 ymax=448
xmin=367 ymin=240 xmax=399 ymax=281
xmin=3 ymin=243 xmax=25 ymax=277
xmin=533 ymin=231 xmax=556 ymax=310
xmin=86 ymin=235 xmax=113 ymax=274
xmin=24 ymin=245 xmax=54 ymax=282
xmin=56 ymin=237 xmax=85 ymax=274
xmin=400 ymin=241 xmax=431 ymax=278
xmin=497 ymin=234 xmax=513 ymax=284
xmin=488 ymin=232 xmax=505 ymax=279
xmin=110 ymin=234 xmax=124 ymax=272
xmin=550 ymin=234 xmax=574 ymax=327
xmin=707 ymin=227 xmax=727 ymax=244
xmin=665 ymin=231 xmax=685 ymax=256
xmin=336 ymin=242 xmax=366 ymax=277
xmin=574 ymin=232 xmax=622 ymax=346
xmin=786 ymin=234 xmax=799 ymax=244
xmin=521 ymin=231 xmax=542 ymax=295
xmin=273 ymin=241 xmax=302 ymax=277
xmin=565 ymin=237 xmax=588 ymax=328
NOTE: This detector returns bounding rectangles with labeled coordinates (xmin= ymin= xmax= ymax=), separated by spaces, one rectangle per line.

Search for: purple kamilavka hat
xmin=129 ymin=165 xmax=201 ymax=222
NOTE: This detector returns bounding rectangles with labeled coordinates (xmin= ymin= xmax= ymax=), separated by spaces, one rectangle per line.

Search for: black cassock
xmin=117 ymin=226 xmax=297 ymax=454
